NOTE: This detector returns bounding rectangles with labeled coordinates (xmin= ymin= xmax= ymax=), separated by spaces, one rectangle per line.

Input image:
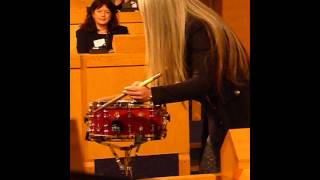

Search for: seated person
xmin=113 ymin=0 xmax=138 ymax=11
xmin=113 ymin=0 xmax=128 ymax=10
xmin=76 ymin=0 xmax=128 ymax=53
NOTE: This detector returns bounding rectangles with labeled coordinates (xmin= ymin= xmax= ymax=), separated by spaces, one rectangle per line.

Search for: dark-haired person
xmin=76 ymin=0 xmax=128 ymax=53
xmin=113 ymin=0 xmax=129 ymax=10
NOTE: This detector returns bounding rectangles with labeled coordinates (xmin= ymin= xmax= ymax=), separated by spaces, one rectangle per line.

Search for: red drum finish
xmin=85 ymin=100 xmax=170 ymax=142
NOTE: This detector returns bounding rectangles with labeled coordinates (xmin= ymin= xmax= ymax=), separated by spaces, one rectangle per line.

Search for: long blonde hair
xmin=138 ymin=0 xmax=249 ymax=95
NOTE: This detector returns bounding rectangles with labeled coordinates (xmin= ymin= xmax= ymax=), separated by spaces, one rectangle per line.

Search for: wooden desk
xmin=220 ymin=128 xmax=250 ymax=180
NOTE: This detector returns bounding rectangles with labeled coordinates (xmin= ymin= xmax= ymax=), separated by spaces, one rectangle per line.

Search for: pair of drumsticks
xmin=93 ymin=73 xmax=161 ymax=112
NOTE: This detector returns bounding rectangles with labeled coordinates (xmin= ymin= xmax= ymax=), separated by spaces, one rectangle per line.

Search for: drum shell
xmin=86 ymin=100 xmax=169 ymax=142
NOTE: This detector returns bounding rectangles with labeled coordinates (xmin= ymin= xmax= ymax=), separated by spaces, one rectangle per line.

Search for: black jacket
xmin=150 ymin=17 xmax=250 ymax=147
xmin=76 ymin=25 xmax=128 ymax=53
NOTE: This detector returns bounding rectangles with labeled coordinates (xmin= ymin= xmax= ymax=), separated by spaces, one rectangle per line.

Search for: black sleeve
xmin=151 ymin=22 xmax=216 ymax=104
xmin=76 ymin=29 xmax=91 ymax=53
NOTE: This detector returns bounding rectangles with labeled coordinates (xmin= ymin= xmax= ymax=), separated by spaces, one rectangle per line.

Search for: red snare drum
xmin=85 ymin=100 xmax=170 ymax=142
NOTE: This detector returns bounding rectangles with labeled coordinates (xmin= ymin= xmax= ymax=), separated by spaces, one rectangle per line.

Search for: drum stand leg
xmin=105 ymin=142 xmax=142 ymax=179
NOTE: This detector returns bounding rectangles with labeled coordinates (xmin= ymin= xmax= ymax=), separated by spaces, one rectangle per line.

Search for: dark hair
xmin=80 ymin=0 xmax=119 ymax=32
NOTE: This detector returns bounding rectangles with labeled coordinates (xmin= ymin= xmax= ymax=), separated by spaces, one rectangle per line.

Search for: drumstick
xmin=93 ymin=73 xmax=161 ymax=112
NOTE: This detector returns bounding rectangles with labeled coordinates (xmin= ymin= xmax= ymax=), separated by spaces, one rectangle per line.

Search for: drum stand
xmin=102 ymin=139 xmax=145 ymax=179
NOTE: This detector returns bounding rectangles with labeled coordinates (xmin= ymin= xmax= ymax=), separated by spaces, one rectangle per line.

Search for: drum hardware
xmin=137 ymin=111 xmax=145 ymax=117
xmin=85 ymin=130 xmax=90 ymax=141
xmin=111 ymin=120 xmax=122 ymax=134
xmin=151 ymin=124 xmax=155 ymax=133
xmin=104 ymin=141 xmax=144 ymax=178
xmin=128 ymin=124 xmax=132 ymax=133
xmin=84 ymin=73 xmax=170 ymax=178
xmin=127 ymin=108 xmax=132 ymax=118
xmin=96 ymin=124 xmax=101 ymax=132
xmin=114 ymin=111 xmax=120 ymax=119
xmin=163 ymin=113 xmax=170 ymax=121
xmin=149 ymin=109 xmax=154 ymax=118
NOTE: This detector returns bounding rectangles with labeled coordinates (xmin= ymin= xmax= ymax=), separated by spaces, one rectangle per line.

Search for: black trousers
xmin=199 ymin=109 xmax=227 ymax=173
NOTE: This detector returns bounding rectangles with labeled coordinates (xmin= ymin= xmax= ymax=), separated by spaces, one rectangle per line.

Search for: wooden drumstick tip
xmin=138 ymin=73 xmax=161 ymax=87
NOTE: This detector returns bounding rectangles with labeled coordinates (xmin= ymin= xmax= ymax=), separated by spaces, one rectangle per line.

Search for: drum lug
xmin=151 ymin=124 xmax=155 ymax=133
xmin=84 ymin=116 xmax=89 ymax=123
xmin=128 ymin=124 xmax=132 ymax=133
xmin=85 ymin=131 xmax=90 ymax=141
xmin=127 ymin=110 xmax=132 ymax=118
xmin=114 ymin=111 xmax=120 ymax=119
xmin=163 ymin=113 xmax=170 ymax=121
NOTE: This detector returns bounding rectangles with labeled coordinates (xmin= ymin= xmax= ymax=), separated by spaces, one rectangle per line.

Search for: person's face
xmin=92 ymin=5 xmax=111 ymax=26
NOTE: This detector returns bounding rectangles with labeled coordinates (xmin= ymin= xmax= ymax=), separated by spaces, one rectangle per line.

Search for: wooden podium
xmin=70 ymin=119 xmax=85 ymax=173
xmin=220 ymin=128 xmax=250 ymax=180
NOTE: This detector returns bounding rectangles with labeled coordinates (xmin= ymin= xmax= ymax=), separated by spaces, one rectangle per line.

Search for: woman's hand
xmin=123 ymin=81 xmax=152 ymax=102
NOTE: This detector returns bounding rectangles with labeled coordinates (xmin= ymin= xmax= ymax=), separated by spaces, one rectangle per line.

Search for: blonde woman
xmin=123 ymin=0 xmax=250 ymax=173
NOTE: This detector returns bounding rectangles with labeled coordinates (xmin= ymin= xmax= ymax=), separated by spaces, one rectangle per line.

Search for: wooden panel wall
xmin=199 ymin=0 xmax=250 ymax=52
xmin=70 ymin=25 xmax=80 ymax=63
xmin=70 ymin=0 xmax=92 ymax=25
xmin=221 ymin=0 xmax=250 ymax=53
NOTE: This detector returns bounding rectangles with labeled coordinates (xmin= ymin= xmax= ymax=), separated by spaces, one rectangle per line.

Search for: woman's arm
xmin=124 ymin=21 xmax=216 ymax=104
xmin=149 ymin=21 xmax=216 ymax=104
